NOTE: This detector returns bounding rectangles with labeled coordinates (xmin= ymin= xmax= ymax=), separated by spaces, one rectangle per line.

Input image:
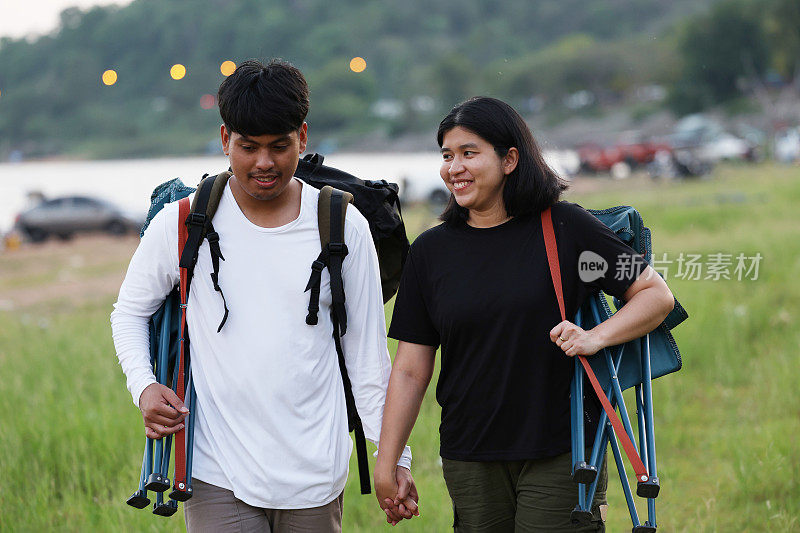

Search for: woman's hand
xmin=550 ymin=321 xmax=605 ymax=357
xmin=375 ymin=465 xmax=419 ymax=525
xmin=375 ymin=340 xmax=434 ymax=524
xmin=550 ymin=265 xmax=675 ymax=358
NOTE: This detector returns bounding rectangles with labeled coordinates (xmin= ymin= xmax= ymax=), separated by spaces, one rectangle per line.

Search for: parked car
xmin=14 ymin=196 xmax=143 ymax=242
xmin=577 ymin=141 xmax=671 ymax=174
xmin=775 ymin=127 xmax=800 ymax=163
xmin=669 ymin=114 xmax=757 ymax=162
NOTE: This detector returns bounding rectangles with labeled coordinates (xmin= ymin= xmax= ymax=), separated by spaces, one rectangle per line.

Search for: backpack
xmin=128 ymin=154 xmax=409 ymax=513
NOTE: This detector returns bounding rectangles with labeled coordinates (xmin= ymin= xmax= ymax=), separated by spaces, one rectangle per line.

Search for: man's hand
xmin=375 ymin=466 xmax=419 ymax=526
xmin=550 ymin=320 xmax=605 ymax=357
xmin=139 ymin=382 xmax=188 ymax=439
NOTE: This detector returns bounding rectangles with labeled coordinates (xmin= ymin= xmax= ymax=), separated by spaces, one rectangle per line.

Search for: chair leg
xmin=607 ymin=421 xmax=642 ymax=528
xmin=637 ymin=335 xmax=660 ymax=499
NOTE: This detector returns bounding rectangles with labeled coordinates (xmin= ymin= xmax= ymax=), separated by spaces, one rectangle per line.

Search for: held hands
xmin=139 ymin=382 xmax=189 ymax=439
xmin=375 ymin=466 xmax=419 ymax=526
xmin=550 ymin=320 xmax=605 ymax=357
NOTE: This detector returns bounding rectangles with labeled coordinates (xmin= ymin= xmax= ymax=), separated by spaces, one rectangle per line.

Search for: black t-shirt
xmin=388 ymin=201 xmax=648 ymax=461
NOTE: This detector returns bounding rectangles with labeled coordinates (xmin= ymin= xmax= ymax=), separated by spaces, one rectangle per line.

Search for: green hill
xmin=0 ymin=0 xmax=721 ymax=158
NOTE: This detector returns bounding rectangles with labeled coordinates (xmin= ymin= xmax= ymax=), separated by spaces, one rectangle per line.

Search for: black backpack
xmin=154 ymin=154 xmax=409 ymax=495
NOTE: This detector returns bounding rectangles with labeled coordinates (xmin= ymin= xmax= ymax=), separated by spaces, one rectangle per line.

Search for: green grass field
xmin=1 ymin=164 xmax=799 ymax=531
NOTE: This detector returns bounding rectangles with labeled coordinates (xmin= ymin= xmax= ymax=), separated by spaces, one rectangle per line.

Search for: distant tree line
xmin=0 ymin=0 xmax=795 ymax=158
xmin=668 ymin=0 xmax=800 ymax=114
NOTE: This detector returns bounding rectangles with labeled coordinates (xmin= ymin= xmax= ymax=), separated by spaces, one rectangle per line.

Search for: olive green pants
xmin=441 ymin=452 xmax=607 ymax=532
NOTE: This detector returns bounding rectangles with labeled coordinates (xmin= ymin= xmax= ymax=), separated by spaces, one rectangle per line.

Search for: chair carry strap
xmin=174 ymin=197 xmax=191 ymax=488
xmin=540 ymin=207 xmax=650 ymax=483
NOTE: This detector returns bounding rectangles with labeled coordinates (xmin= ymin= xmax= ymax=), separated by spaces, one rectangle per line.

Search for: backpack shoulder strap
xmin=181 ymin=174 xmax=215 ymax=269
xmin=181 ymin=171 xmax=231 ymax=331
xmin=316 ymin=184 xmax=353 ymax=251
xmin=319 ymin=186 xmax=353 ymax=333
xmin=305 ymin=186 xmax=352 ymax=328
xmin=304 ymin=185 xmax=369 ymax=494
xmin=190 ymin=171 xmax=231 ymax=222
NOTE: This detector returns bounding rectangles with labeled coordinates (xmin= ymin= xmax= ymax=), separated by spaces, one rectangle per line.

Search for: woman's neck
xmin=467 ymin=206 xmax=511 ymax=228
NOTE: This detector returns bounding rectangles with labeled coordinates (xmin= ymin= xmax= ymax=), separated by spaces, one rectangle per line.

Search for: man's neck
xmin=229 ymin=176 xmax=303 ymax=228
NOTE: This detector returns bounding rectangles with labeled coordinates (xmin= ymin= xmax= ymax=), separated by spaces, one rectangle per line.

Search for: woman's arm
xmin=550 ymin=265 xmax=674 ymax=356
xmin=375 ymin=340 xmax=437 ymax=523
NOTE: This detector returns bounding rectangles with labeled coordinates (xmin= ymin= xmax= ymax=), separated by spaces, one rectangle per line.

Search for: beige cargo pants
xmin=184 ymin=479 xmax=343 ymax=533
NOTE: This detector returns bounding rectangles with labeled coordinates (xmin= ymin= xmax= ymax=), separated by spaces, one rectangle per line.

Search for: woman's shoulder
xmin=550 ymin=200 xmax=588 ymax=217
xmin=409 ymin=221 xmax=453 ymax=249
xmin=550 ymin=200 xmax=601 ymax=228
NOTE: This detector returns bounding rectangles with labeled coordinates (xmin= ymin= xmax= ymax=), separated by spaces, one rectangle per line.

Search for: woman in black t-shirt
xmin=374 ymin=97 xmax=674 ymax=532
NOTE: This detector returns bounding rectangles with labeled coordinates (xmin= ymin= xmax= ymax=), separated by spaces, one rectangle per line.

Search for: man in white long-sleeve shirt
xmin=111 ymin=59 xmax=416 ymax=532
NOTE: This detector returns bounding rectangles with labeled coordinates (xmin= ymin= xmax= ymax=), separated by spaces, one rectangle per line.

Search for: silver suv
xmin=15 ymin=196 xmax=142 ymax=242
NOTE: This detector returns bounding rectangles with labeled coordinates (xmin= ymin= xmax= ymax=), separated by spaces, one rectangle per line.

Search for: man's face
xmin=221 ymin=123 xmax=308 ymax=202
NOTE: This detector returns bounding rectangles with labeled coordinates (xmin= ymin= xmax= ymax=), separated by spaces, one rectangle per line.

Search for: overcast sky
xmin=0 ymin=0 xmax=132 ymax=39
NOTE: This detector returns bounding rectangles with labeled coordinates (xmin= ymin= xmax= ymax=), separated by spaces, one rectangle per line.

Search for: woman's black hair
xmin=437 ymin=96 xmax=568 ymax=224
xmin=217 ymin=59 xmax=309 ymax=136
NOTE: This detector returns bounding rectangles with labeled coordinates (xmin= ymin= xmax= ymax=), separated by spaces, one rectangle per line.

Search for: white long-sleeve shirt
xmin=111 ymin=178 xmax=410 ymax=508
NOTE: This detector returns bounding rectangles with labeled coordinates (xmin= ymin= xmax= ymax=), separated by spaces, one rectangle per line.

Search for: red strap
xmin=174 ymin=197 xmax=190 ymax=486
xmin=540 ymin=207 xmax=649 ymax=483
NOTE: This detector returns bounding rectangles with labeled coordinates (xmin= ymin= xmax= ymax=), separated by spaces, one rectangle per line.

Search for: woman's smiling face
xmin=440 ymin=126 xmax=511 ymax=216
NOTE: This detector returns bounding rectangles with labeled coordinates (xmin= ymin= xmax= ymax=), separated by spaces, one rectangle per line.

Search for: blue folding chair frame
xmin=127 ymin=289 xmax=198 ymax=517
xmin=570 ymin=298 xmax=659 ymax=533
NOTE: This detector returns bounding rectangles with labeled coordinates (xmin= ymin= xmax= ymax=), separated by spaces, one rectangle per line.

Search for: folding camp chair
xmin=126 ymin=192 xmax=199 ymax=517
xmin=541 ymin=206 xmax=687 ymax=533
xmin=125 ymin=288 xmax=198 ymax=516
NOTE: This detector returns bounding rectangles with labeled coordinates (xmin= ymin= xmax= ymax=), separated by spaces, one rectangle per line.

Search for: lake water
xmin=0 ymin=148 xmax=577 ymax=233
xmin=0 ymin=153 xmax=446 ymax=233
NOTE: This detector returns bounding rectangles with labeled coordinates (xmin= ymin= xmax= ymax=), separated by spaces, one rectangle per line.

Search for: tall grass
xmin=0 ymin=164 xmax=798 ymax=531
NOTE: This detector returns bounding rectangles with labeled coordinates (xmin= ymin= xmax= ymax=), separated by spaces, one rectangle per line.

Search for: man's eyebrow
xmin=269 ymin=135 xmax=292 ymax=145
xmin=236 ymin=135 xmax=292 ymax=145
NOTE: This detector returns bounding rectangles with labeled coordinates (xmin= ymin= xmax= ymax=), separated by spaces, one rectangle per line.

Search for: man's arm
xmin=110 ymin=202 xmax=188 ymax=436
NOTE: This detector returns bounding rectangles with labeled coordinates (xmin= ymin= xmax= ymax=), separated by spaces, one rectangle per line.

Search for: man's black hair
xmin=217 ymin=59 xmax=309 ymax=136
xmin=437 ymin=96 xmax=568 ymax=224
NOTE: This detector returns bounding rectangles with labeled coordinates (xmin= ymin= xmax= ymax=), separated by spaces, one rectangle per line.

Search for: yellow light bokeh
xmin=170 ymin=64 xmax=187 ymax=80
xmin=349 ymin=57 xmax=366 ymax=73
xmin=220 ymin=60 xmax=236 ymax=76
xmin=102 ymin=69 xmax=118 ymax=86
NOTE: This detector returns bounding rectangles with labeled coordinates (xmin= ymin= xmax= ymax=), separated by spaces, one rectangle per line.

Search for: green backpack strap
xmin=190 ymin=170 xmax=231 ymax=223
xmin=306 ymin=186 xmax=352 ymax=327
xmin=305 ymin=185 xmax=371 ymax=494
xmin=318 ymin=185 xmax=353 ymax=331
xmin=180 ymin=171 xmax=232 ymax=332
xmin=316 ymin=185 xmax=352 ymax=256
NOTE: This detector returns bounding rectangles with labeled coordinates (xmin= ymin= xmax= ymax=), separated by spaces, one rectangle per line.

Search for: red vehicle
xmin=578 ymin=141 xmax=671 ymax=173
